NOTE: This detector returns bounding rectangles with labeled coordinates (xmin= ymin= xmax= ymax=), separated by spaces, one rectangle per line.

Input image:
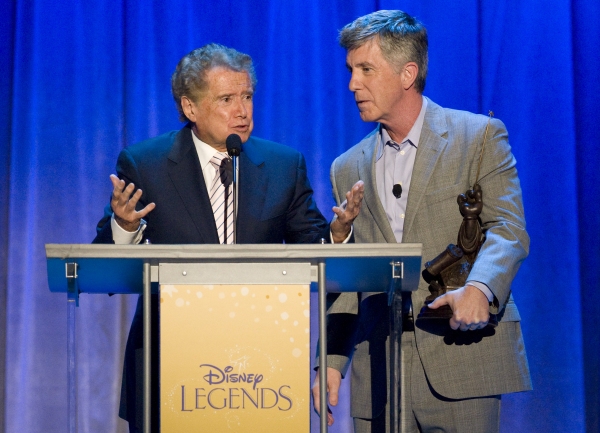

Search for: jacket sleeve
xmin=467 ymin=118 xmax=529 ymax=312
xmin=283 ymin=152 xmax=330 ymax=244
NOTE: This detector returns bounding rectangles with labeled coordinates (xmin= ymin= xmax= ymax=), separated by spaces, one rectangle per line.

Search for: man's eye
xmin=244 ymin=94 xmax=253 ymax=100
xmin=222 ymin=97 xmax=231 ymax=103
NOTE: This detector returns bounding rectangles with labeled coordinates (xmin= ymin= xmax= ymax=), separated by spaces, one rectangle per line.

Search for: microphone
xmin=226 ymin=134 xmax=242 ymax=157
xmin=392 ymin=183 xmax=402 ymax=199
xmin=225 ymin=134 xmax=242 ymax=244
xmin=219 ymin=158 xmax=233 ymax=188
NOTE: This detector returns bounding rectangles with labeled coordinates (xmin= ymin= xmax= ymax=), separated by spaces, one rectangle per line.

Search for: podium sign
xmin=160 ymin=283 xmax=309 ymax=431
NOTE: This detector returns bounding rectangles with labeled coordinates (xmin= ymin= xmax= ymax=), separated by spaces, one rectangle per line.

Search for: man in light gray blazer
xmin=312 ymin=10 xmax=531 ymax=433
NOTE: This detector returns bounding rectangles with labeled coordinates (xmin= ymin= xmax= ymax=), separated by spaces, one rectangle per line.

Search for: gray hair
xmin=339 ymin=10 xmax=428 ymax=93
xmin=171 ymin=43 xmax=257 ymax=122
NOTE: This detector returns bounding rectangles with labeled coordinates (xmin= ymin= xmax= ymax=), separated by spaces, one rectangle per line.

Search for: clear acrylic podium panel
xmin=46 ymin=243 xmax=422 ymax=433
xmin=47 ymin=243 xmax=422 ymax=294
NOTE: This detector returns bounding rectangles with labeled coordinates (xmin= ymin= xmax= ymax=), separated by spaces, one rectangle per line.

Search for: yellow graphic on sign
xmin=160 ymin=284 xmax=310 ymax=432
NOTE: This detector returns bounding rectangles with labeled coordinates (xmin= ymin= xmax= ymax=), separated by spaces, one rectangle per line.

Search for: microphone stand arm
xmin=232 ymin=155 xmax=238 ymax=244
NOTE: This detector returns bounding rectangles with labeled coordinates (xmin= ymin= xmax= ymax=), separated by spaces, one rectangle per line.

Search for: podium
xmin=46 ymin=243 xmax=422 ymax=433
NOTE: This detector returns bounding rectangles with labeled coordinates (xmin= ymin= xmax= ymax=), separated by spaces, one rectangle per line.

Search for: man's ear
xmin=401 ymin=62 xmax=419 ymax=90
xmin=181 ymin=96 xmax=196 ymax=122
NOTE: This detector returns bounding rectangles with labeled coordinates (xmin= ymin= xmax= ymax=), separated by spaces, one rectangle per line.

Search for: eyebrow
xmin=356 ymin=61 xmax=375 ymax=68
xmin=346 ymin=61 xmax=376 ymax=70
xmin=215 ymin=89 xmax=254 ymax=99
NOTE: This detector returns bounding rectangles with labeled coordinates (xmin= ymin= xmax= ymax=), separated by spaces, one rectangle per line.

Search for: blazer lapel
xmin=236 ymin=137 xmax=267 ymax=243
xmin=167 ymin=125 xmax=220 ymax=244
xmin=403 ymin=98 xmax=449 ymax=237
xmin=357 ymin=130 xmax=397 ymax=243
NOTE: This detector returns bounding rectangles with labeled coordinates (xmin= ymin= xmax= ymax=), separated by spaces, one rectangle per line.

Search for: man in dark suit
xmin=93 ymin=43 xmax=363 ymax=432
xmin=312 ymin=10 xmax=530 ymax=433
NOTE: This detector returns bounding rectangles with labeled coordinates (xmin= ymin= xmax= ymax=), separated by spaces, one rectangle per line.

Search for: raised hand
xmin=331 ymin=180 xmax=365 ymax=243
xmin=109 ymin=174 xmax=156 ymax=232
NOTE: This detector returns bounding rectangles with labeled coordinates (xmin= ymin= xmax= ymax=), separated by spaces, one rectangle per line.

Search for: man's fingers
xmin=453 ymin=320 xmax=483 ymax=332
xmin=352 ymin=180 xmax=365 ymax=190
xmin=351 ymin=180 xmax=365 ymax=202
xmin=109 ymin=174 xmax=123 ymax=189
xmin=427 ymin=293 xmax=449 ymax=310
xmin=449 ymin=317 xmax=460 ymax=330
xmin=346 ymin=181 xmax=365 ymax=210
xmin=326 ymin=368 xmax=341 ymax=426
xmin=327 ymin=410 xmax=334 ymax=426
xmin=112 ymin=182 xmax=136 ymax=206
xmin=112 ymin=187 xmax=141 ymax=215
xmin=311 ymin=381 xmax=321 ymax=414
xmin=446 ymin=285 xmax=490 ymax=331
xmin=125 ymin=188 xmax=143 ymax=210
xmin=312 ymin=368 xmax=340 ymax=426
xmin=326 ymin=367 xmax=341 ymax=405
xmin=328 ymin=384 xmax=339 ymax=406
xmin=140 ymin=202 xmax=156 ymax=217
xmin=451 ymin=317 xmax=488 ymax=332
xmin=345 ymin=189 xmax=357 ymax=208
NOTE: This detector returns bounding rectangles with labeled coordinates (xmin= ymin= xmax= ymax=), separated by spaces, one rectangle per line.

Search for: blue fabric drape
xmin=1 ymin=1 xmax=598 ymax=432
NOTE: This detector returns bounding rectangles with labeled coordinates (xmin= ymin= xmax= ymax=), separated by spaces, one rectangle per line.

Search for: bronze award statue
xmin=417 ymin=112 xmax=498 ymax=327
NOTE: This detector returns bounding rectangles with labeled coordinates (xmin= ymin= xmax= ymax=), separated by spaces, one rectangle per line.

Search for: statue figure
xmin=418 ymin=183 xmax=498 ymax=327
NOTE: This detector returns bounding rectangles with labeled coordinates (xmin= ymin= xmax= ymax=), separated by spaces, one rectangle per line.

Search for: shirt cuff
xmin=330 ymin=225 xmax=353 ymax=243
xmin=466 ymin=280 xmax=494 ymax=302
xmin=111 ymin=214 xmax=146 ymax=245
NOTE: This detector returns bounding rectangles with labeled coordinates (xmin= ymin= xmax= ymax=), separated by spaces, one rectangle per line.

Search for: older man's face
xmin=188 ymin=67 xmax=254 ymax=150
xmin=346 ymin=40 xmax=406 ymax=125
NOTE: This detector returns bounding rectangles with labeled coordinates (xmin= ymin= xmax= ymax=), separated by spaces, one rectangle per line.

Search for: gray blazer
xmin=327 ymin=98 xmax=532 ymax=419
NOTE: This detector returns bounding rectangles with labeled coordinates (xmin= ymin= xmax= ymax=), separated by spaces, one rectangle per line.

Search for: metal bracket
xmin=65 ymin=262 xmax=78 ymax=279
xmin=65 ymin=262 xmax=80 ymax=306
xmin=391 ymin=261 xmax=403 ymax=279
xmin=388 ymin=261 xmax=403 ymax=307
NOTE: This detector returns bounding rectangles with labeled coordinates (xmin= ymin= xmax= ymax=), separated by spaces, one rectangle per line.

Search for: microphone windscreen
xmin=392 ymin=183 xmax=402 ymax=198
xmin=219 ymin=157 xmax=233 ymax=187
xmin=226 ymin=134 xmax=242 ymax=157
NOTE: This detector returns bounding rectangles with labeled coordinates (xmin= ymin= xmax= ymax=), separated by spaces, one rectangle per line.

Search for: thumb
xmin=328 ymin=383 xmax=339 ymax=407
xmin=427 ymin=293 xmax=449 ymax=310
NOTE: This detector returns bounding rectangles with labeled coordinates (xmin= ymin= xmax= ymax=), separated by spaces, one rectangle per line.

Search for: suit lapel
xmin=236 ymin=137 xmax=267 ymax=243
xmin=167 ymin=125 xmax=220 ymax=244
xmin=357 ymin=130 xmax=397 ymax=243
xmin=403 ymin=99 xmax=449 ymax=237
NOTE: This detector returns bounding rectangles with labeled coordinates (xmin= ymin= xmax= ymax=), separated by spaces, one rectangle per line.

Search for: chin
xmin=225 ymin=131 xmax=249 ymax=142
xmin=236 ymin=133 xmax=250 ymax=143
xmin=359 ymin=113 xmax=376 ymax=123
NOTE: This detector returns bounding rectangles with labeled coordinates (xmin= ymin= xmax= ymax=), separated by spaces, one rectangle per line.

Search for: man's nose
xmin=236 ymin=99 xmax=249 ymax=117
xmin=349 ymin=73 xmax=361 ymax=92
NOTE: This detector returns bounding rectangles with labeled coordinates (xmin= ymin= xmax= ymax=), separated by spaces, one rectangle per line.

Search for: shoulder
xmin=331 ymin=127 xmax=378 ymax=172
xmin=427 ymin=98 xmax=508 ymax=138
xmin=122 ymin=129 xmax=181 ymax=161
xmin=243 ymin=136 xmax=306 ymax=168
xmin=245 ymin=136 xmax=300 ymax=158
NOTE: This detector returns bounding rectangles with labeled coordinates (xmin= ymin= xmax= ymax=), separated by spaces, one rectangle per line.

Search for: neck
xmin=382 ymin=93 xmax=423 ymax=143
xmin=191 ymin=125 xmax=226 ymax=152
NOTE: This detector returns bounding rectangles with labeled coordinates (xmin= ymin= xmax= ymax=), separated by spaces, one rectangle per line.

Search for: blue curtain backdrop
xmin=1 ymin=0 xmax=598 ymax=432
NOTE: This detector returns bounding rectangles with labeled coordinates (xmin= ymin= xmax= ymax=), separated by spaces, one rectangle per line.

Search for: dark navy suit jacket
xmin=93 ymin=124 xmax=329 ymax=429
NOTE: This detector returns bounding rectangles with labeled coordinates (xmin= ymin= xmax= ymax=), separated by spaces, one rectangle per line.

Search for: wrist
xmin=114 ymin=215 xmax=141 ymax=232
xmin=331 ymin=225 xmax=350 ymax=243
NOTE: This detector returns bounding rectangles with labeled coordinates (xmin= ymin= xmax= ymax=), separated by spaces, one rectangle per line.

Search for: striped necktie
xmin=209 ymin=152 xmax=234 ymax=244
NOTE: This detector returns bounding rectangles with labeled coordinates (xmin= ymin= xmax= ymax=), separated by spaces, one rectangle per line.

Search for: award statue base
xmin=417 ymin=294 xmax=498 ymax=328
